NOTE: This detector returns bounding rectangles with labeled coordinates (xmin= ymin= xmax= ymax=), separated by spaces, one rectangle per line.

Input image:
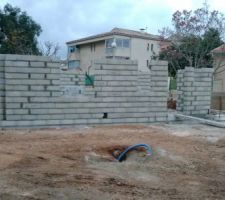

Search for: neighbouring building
xmin=66 ymin=27 xmax=166 ymax=72
xmin=211 ymin=44 xmax=225 ymax=110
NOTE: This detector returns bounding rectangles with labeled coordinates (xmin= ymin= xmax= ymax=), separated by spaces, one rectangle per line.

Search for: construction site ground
xmin=0 ymin=122 xmax=225 ymax=200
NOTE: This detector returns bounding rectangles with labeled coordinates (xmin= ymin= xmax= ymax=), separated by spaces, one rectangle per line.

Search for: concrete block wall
xmin=137 ymin=72 xmax=151 ymax=93
xmin=3 ymin=55 xmax=61 ymax=121
xmin=150 ymin=61 xmax=168 ymax=121
xmin=60 ymin=70 xmax=84 ymax=86
xmin=177 ymin=67 xmax=213 ymax=115
xmin=0 ymin=55 xmax=5 ymax=120
xmin=0 ymin=55 xmax=168 ymax=127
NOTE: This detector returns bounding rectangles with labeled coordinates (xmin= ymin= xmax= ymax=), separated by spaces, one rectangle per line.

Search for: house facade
xmin=211 ymin=44 xmax=225 ymax=110
xmin=66 ymin=28 xmax=164 ymax=72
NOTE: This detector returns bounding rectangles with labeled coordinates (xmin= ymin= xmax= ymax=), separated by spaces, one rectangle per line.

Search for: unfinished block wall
xmin=177 ymin=67 xmax=213 ymax=115
xmin=0 ymin=55 xmax=5 ymax=120
xmin=0 ymin=55 xmax=168 ymax=127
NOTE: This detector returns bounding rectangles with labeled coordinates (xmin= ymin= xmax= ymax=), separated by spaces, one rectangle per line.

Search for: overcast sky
xmin=0 ymin=0 xmax=225 ymax=58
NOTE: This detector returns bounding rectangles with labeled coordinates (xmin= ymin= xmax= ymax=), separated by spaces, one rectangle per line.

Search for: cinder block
xmin=47 ymin=62 xmax=60 ymax=68
xmin=95 ymin=70 xmax=137 ymax=76
xmin=51 ymin=80 xmax=61 ymax=85
xmin=151 ymin=71 xmax=168 ymax=76
xmin=6 ymin=115 xmax=23 ymax=121
xmin=192 ymin=101 xmax=210 ymax=106
xmin=6 ymin=91 xmax=50 ymax=97
xmin=94 ymin=59 xmax=138 ymax=66
xmin=197 ymin=77 xmax=212 ymax=82
xmin=5 ymin=67 xmax=51 ymax=73
xmin=46 ymin=86 xmax=60 ymax=91
xmin=6 ymin=85 xmax=28 ymax=91
xmin=50 ymin=69 xmax=61 ymax=74
xmin=194 ymin=82 xmax=211 ymax=87
xmin=5 ymin=61 xmax=29 ymax=67
xmin=5 ymin=54 xmax=59 ymax=62
xmin=6 ymin=97 xmax=28 ymax=103
xmin=6 ymin=109 xmax=28 ymax=115
xmin=150 ymin=60 xmax=168 ymax=66
xmin=47 ymin=74 xmax=60 ymax=79
xmin=192 ymin=91 xmax=211 ymax=96
xmin=95 ymin=75 xmax=137 ymax=81
xmin=196 ymin=96 xmax=211 ymax=101
xmin=51 ymin=91 xmax=62 ymax=97
xmin=30 ymin=74 xmax=45 ymax=79
xmin=5 ymin=79 xmax=51 ymax=85
xmin=6 ymin=103 xmax=21 ymax=108
xmin=5 ymin=73 xmax=28 ymax=79
xmin=30 ymin=61 xmax=45 ymax=67
xmin=31 ymin=86 xmax=45 ymax=91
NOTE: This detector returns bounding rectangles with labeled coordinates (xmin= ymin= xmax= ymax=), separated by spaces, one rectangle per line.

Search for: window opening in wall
xmin=103 ymin=113 xmax=108 ymax=119
xmin=147 ymin=60 xmax=149 ymax=67
xmin=116 ymin=38 xmax=123 ymax=47
xmin=106 ymin=38 xmax=114 ymax=48
xmin=68 ymin=46 xmax=75 ymax=53
xmin=147 ymin=43 xmax=149 ymax=51
xmin=151 ymin=44 xmax=154 ymax=51
xmin=90 ymin=43 xmax=96 ymax=52
xmin=122 ymin=39 xmax=130 ymax=48
xmin=106 ymin=38 xmax=130 ymax=48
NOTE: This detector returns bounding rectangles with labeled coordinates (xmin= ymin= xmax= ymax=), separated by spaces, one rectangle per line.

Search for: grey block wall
xmin=0 ymin=55 xmax=5 ymax=120
xmin=177 ymin=67 xmax=213 ymax=115
xmin=0 ymin=55 xmax=168 ymax=127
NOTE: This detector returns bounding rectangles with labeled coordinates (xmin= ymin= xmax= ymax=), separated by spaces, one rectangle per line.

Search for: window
xmin=116 ymin=38 xmax=123 ymax=47
xmin=68 ymin=46 xmax=79 ymax=53
xmin=106 ymin=38 xmax=114 ymax=48
xmin=106 ymin=38 xmax=130 ymax=48
xmin=123 ymin=39 xmax=130 ymax=48
xmin=147 ymin=60 xmax=149 ymax=67
xmin=68 ymin=60 xmax=80 ymax=69
xmin=90 ymin=43 xmax=96 ymax=52
xmin=147 ymin=43 xmax=150 ymax=51
xmin=68 ymin=46 xmax=75 ymax=53
xmin=151 ymin=44 xmax=154 ymax=51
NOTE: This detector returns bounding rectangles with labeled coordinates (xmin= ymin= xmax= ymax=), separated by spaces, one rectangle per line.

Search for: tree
xmin=39 ymin=41 xmax=60 ymax=57
xmin=159 ymin=2 xmax=225 ymax=76
xmin=0 ymin=4 xmax=42 ymax=55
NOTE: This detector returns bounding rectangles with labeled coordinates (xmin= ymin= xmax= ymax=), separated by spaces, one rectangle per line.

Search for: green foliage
xmin=159 ymin=3 xmax=225 ymax=76
xmin=0 ymin=4 xmax=42 ymax=55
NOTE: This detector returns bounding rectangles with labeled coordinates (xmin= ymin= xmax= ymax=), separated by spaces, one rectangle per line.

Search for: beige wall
xmin=68 ymin=36 xmax=161 ymax=73
xmin=213 ymin=55 xmax=225 ymax=92
xmin=212 ymin=54 xmax=225 ymax=110
xmin=130 ymin=38 xmax=160 ymax=72
xmin=69 ymin=41 xmax=105 ymax=73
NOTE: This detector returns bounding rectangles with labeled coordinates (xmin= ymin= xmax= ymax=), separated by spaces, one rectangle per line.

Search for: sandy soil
xmin=0 ymin=123 xmax=225 ymax=200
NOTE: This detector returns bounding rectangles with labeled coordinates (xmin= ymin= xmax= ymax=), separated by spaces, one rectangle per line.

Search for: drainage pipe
xmin=175 ymin=113 xmax=225 ymax=128
xmin=116 ymin=143 xmax=152 ymax=162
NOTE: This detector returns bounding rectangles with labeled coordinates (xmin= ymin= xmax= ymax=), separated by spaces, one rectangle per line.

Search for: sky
xmin=0 ymin=0 xmax=225 ymax=58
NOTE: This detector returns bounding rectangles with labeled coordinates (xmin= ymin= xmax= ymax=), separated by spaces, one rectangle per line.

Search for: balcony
xmin=105 ymin=47 xmax=130 ymax=58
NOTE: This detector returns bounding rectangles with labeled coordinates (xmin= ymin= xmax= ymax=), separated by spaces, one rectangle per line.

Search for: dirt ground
xmin=0 ymin=122 xmax=225 ymax=200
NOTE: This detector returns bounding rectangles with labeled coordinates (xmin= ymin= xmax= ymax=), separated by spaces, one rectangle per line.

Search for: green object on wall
xmin=170 ymin=78 xmax=176 ymax=90
xmin=85 ymin=74 xmax=95 ymax=86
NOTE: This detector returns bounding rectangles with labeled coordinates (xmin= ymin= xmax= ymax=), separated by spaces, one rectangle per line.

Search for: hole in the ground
xmin=94 ymin=145 xmax=150 ymax=162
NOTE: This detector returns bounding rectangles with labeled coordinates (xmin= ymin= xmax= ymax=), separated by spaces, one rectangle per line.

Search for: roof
xmin=66 ymin=27 xmax=162 ymax=45
xmin=211 ymin=44 xmax=225 ymax=53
